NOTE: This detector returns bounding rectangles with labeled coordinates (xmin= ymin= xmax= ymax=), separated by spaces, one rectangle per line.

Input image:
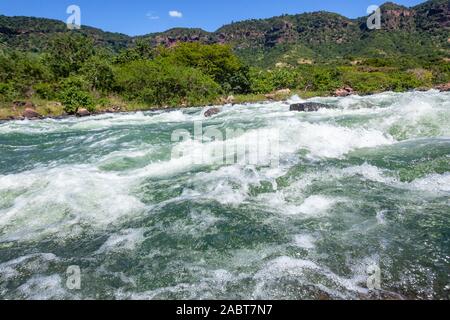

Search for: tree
xmin=45 ymin=33 xmax=95 ymax=78
xmin=162 ymin=43 xmax=251 ymax=94
xmin=114 ymin=40 xmax=154 ymax=64
xmin=115 ymin=59 xmax=221 ymax=107
xmin=80 ymin=56 xmax=115 ymax=92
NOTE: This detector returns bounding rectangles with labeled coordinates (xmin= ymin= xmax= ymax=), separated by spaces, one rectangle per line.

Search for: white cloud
xmin=146 ymin=12 xmax=160 ymax=20
xmin=169 ymin=10 xmax=183 ymax=18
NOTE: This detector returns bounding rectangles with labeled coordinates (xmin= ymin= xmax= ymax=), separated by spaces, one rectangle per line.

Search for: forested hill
xmin=0 ymin=15 xmax=132 ymax=52
xmin=0 ymin=0 xmax=448 ymax=67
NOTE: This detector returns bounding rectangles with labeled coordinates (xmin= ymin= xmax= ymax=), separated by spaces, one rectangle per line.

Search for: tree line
xmin=0 ymin=33 xmax=448 ymax=115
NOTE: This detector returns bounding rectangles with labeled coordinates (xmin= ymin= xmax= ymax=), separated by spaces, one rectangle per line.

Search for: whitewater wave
xmin=0 ymin=91 xmax=448 ymax=299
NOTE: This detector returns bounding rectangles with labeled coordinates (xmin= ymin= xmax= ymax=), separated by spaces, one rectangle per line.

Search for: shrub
xmin=80 ymin=56 xmax=116 ymax=92
xmin=59 ymin=88 xmax=95 ymax=114
xmin=59 ymin=76 xmax=90 ymax=92
xmin=0 ymin=82 xmax=17 ymax=101
xmin=115 ymin=59 xmax=221 ymax=106
xmin=34 ymin=83 xmax=56 ymax=100
xmin=249 ymin=69 xmax=276 ymax=94
xmin=45 ymin=34 xmax=95 ymax=77
xmin=342 ymin=71 xmax=391 ymax=94
xmin=387 ymin=72 xmax=423 ymax=92
xmin=162 ymin=43 xmax=251 ymax=94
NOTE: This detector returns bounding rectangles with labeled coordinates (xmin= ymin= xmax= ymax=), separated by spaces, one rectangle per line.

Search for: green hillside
xmin=1 ymin=0 xmax=448 ymax=66
xmin=0 ymin=0 xmax=448 ymax=119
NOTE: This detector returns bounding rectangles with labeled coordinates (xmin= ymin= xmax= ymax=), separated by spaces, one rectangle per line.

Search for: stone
xmin=204 ymin=108 xmax=221 ymax=117
xmin=435 ymin=82 xmax=450 ymax=92
xmin=22 ymin=108 xmax=40 ymax=119
xmin=335 ymin=86 xmax=355 ymax=97
xmin=290 ymin=102 xmax=336 ymax=112
xmin=76 ymin=108 xmax=91 ymax=117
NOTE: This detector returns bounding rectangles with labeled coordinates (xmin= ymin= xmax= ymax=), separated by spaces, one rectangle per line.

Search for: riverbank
xmin=1 ymin=83 xmax=449 ymax=121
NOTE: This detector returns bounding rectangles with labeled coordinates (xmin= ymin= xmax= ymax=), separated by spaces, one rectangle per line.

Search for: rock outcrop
xmin=76 ymin=108 xmax=91 ymax=117
xmin=290 ymin=102 xmax=336 ymax=112
xmin=22 ymin=107 xmax=40 ymax=119
xmin=435 ymin=82 xmax=450 ymax=92
xmin=335 ymin=86 xmax=355 ymax=97
xmin=204 ymin=108 xmax=221 ymax=117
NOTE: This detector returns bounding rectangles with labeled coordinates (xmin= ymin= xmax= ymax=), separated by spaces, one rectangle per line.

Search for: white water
xmin=0 ymin=90 xmax=449 ymax=299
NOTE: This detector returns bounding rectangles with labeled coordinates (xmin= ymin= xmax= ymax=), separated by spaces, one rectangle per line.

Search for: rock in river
xmin=335 ymin=86 xmax=355 ymax=97
xmin=204 ymin=108 xmax=221 ymax=117
xmin=290 ymin=102 xmax=336 ymax=112
xmin=435 ymin=82 xmax=450 ymax=92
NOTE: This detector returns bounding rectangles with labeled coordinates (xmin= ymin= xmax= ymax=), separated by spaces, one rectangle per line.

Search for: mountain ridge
xmin=0 ymin=0 xmax=448 ymax=67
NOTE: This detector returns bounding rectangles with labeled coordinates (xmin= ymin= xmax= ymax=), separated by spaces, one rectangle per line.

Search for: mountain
xmin=0 ymin=15 xmax=131 ymax=53
xmin=0 ymin=0 xmax=448 ymax=67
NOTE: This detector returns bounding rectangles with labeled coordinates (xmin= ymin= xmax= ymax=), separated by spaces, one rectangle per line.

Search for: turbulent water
xmin=0 ymin=90 xmax=449 ymax=300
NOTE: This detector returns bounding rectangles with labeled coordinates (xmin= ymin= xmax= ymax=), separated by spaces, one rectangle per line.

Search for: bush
xmin=114 ymin=40 xmax=155 ymax=64
xmin=249 ymin=69 xmax=276 ymax=94
xmin=0 ymin=51 xmax=52 ymax=98
xmin=45 ymin=34 xmax=95 ymax=77
xmin=59 ymin=89 xmax=95 ymax=114
xmin=80 ymin=56 xmax=116 ymax=92
xmin=34 ymin=83 xmax=56 ymax=100
xmin=162 ymin=43 xmax=251 ymax=94
xmin=116 ymin=59 xmax=221 ymax=106
xmin=0 ymin=82 xmax=17 ymax=101
xmin=59 ymin=76 xmax=90 ymax=92
xmin=309 ymin=67 xmax=342 ymax=92
xmin=387 ymin=72 xmax=423 ymax=92
xmin=341 ymin=70 xmax=391 ymax=94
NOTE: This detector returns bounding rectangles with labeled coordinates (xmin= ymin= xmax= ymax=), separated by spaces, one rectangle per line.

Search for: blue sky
xmin=0 ymin=0 xmax=426 ymax=36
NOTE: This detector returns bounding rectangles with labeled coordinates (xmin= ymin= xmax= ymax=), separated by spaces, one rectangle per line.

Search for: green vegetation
xmin=0 ymin=32 xmax=448 ymax=119
xmin=0 ymin=36 xmax=254 ymax=116
xmin=115 ymin=59 xmax=221 ymax=107
xmin=0 ymin=0 xmax=449 ymax=119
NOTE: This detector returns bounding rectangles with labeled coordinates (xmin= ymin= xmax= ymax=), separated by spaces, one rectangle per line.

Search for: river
xmin=0 ymin=90 xmax=449 ymax=299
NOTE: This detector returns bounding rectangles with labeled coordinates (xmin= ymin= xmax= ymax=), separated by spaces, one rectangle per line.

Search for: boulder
xmin=204 ymin=108 xmax=221 ymax=117
xmin=290 ymin=102 xmax=336 ymax=112
xmin=335 ymin=86 xmax=355 ymax=97
xmin=435 ymin=82 xmax=450 ymax=92
xmin=22 ymin=108 xmax=41 ymax=119
xmin=76 ymin=108 xmax=91 ymax=117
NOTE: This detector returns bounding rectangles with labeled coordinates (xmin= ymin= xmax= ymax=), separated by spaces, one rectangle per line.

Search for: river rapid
xmin=0 ymin=90 xmax=449 ymax=299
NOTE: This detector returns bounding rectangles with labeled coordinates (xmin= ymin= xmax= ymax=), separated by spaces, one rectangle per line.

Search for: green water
xmin=0 ymin=91 xmax=449 ymax=299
